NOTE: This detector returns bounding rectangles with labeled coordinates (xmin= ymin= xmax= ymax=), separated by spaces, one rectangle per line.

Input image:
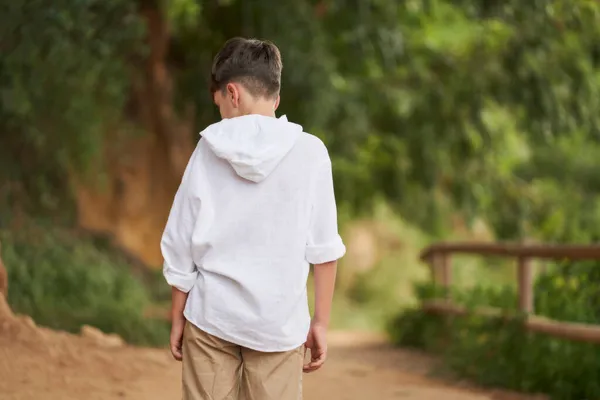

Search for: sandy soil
xmin=0 ymin=299 xmax=545 ymax=400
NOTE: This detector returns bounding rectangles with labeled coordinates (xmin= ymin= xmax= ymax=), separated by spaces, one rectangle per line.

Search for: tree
xmin=3 ymin=0 xmax=600 ymax=247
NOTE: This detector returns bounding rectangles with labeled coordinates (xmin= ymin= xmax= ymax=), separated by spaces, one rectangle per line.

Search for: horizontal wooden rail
xmin=420 ymin=242 xmax=600 ymax=262
xmin=419 ymin=241 xmax=600 ymax=344
xmin=423 ymin=300 xmax=600 ymax=344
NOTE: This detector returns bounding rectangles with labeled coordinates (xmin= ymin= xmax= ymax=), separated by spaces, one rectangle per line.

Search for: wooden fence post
xmin=426 ymin=254 xmax=436 ymax=284
xmin=431 ymin=252 xmax=452 ymax=299
xmin=0 ymin=240 xmax=6 ymax=298
xmin=441 ymin=253 xmax=451 ymax=298
xmin=517 ymin=256 xmax=533 ymax=313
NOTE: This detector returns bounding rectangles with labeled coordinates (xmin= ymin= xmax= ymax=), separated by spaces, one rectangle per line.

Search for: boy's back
xmin=161 ymin=38 xmax=345 ymax=400
xmin=163 ymin=114 xmax=343 ymax=351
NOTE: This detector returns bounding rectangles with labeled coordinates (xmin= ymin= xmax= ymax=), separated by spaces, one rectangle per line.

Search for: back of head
xmin=211 ymin=37 xmax=282 ymax=100
xmin=204 ymin=38 xmax=295 ymax=182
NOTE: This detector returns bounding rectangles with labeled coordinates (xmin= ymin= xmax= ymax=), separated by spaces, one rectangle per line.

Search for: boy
xmin=161 ymin=37 xmax=345 ymax=400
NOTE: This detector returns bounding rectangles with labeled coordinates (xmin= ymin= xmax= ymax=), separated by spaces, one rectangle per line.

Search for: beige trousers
xmin=182 ymin=322 xmax=303 ymax=400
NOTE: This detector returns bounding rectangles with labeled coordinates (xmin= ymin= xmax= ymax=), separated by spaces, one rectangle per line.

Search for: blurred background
xmin=1 ymin=0 xmax=600 ymax=399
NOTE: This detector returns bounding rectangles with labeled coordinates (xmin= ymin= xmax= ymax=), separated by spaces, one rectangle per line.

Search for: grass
xmin=0 ymin=201 xmax=516 ymax=348
xmin=324 ymin=203 xmax=431 ymax=331
xmin=1 ymin=225 xmax=170 ymax=346
xmin=387 ymin=260 xmax=600 ymax=399
xmin=324 ymin=203 xmax=517 ymax=332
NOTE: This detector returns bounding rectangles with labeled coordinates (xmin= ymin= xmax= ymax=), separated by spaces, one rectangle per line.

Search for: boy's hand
xmin=170 ymin=287 xmax=189 ymax=361
xmin=170 ymin=317 xmax=185 ymax=361
xmin=303 ymin=321 xmax=328 ymax=373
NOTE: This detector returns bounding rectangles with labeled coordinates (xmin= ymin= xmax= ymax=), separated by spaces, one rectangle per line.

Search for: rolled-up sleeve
xmin=161 ymin=147 xmax=201 ymax=293
xmin=306 ymin=157 xmax=346 ymax=265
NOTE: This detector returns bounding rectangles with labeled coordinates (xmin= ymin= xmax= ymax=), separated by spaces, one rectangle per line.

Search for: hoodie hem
xmin=184 ymin=311 xmax=309 ymax=353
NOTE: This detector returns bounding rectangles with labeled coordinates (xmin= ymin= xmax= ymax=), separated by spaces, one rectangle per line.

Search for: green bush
xmin=1 ymin=227 xmax=169 ymax=346
xmin=388 ymin=264 xmax=600 ymax=400
xmin=536 ymin=261 xmax=600 ymax=324
xmin=387 ymin=308 xmax=446 ymax=351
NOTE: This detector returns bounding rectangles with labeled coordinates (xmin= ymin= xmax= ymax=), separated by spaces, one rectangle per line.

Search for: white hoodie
xmin=161 ymin=114 xmax=346 ymax=352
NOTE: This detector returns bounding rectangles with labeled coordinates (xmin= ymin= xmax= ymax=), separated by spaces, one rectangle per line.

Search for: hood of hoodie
xmin=200 ymin=114 xmax=303 ymax=183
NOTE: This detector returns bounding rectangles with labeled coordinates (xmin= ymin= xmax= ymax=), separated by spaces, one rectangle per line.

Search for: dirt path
xmin=0 ymin=302 xmax=544 ymax=400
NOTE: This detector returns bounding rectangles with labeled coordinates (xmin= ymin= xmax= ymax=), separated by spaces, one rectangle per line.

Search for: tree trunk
xmin=0 ymin=241 xmax=7 ymax=297
xmin=72 ymin=2 xmax=195 ymax=267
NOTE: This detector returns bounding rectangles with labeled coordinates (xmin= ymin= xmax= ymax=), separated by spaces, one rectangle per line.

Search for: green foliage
xmin=535 ymin=261 xmax=600 ymax=324
xmin=0 ymin=0 xmax=144 ymax=217
xmin=388 ymin=263 xmax=600 ymax=399
xmin=165 ymin=0 xmax=600 ymax=241
xmin=1 ymin=227 xmax=169 ymax=346
xmin=4 ymin=0 xmax=600 ymax=362
xmin=387 ymin=308 xmax=445 ymax=350
xmin=3 ymin=0 xmax=600 ymax=239
xmin=326 ymin=204 xmax=430 ymax=331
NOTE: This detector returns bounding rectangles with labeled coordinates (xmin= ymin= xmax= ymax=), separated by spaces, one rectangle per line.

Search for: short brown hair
xmin=210 ymin=37 xmax=282 ymax=99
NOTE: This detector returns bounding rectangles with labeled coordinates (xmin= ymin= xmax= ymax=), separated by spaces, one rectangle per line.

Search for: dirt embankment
xmin=0 ymin=294 xmax=173 ymax=400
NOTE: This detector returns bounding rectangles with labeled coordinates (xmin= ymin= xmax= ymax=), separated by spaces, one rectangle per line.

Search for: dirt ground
xmin=0 ymin=299 xmax=545 ymax=400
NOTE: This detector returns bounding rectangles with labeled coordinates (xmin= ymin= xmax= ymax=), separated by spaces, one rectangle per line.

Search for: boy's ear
xmin=274 ymin=95 xmax=280 ymax=111
xmin=226 ymin=83 xmax=240 ymax=108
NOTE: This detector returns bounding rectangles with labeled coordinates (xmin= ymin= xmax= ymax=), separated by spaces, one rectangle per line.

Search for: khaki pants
xmin=182 ymin=322 xmax=303 ymax=400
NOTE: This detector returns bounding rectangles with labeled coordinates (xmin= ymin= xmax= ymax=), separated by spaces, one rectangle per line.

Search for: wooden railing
xmin=419 ymin=242 xmax=600 ymax=344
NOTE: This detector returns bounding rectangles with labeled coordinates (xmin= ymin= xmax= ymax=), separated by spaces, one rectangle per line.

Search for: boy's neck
xmin=239 ymin=100 xmax=277 ymax=118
